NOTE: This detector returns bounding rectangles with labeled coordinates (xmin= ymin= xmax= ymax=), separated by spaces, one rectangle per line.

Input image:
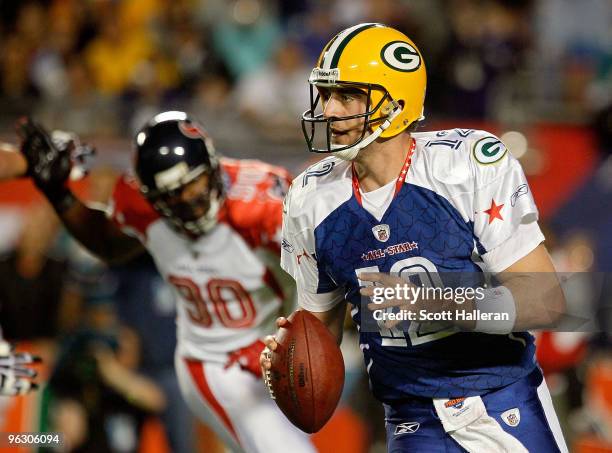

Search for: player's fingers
xmin=360 ymin=286 xmax=375 ymax=297
xmin=275 ymin=317 xmax=289 ymax=327
xmin=11 ymin=366 xmax=37 ymax=379
xmin=263 ymin=335 xmax=278 ymax=350
xmin=13 ymin=353 xmax=42 ymax=365
xmin=384 ymin=319 xmax=403 ymax=329
xmin=15 ymin=379 xmax=37 ymax=395
xmin=0 ymin=376 xmax=38 ymax=396
xmin=367 ymin=300 xmax=410 ymax=310
xmin=260 ymin=347 xmax=273 ymax=370
xmin=358 ymin=272 xmax=382 ymax=282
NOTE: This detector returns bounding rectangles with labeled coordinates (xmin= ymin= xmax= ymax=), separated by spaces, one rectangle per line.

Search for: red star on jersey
xmin=484 ymin=199 xmax=504 ymax=224
xmin=297 ymin=249 xmax=313 ymax=265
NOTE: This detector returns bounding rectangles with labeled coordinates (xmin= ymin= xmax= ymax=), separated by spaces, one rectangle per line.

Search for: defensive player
xmin=15 ymin=112 xmax=314 ymax=452
xmin=262 ymin=23 xmax=569 ymax=452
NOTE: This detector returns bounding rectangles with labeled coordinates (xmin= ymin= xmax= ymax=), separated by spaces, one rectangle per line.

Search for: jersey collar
xmin=351 ymin=138 xmax=415 ymax=206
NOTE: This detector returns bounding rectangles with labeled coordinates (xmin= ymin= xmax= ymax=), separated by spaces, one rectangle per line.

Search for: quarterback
xmin=262 ymin=23 xmax=569 ymax=452
xmin=13 ymin=113 xmax=314 ymax=452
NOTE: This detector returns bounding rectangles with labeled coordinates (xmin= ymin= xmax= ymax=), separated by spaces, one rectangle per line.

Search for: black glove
xmin=0 ymin=340 xmax=41 ymax=396
xmin=17 ymin=118 xmax=94 ymax=211
xmin=17 ymin=117 xmax=72 ymax=194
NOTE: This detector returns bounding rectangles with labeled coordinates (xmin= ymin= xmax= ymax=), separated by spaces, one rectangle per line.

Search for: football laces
xmin=263 ymin=349 xmax=275 ymax=400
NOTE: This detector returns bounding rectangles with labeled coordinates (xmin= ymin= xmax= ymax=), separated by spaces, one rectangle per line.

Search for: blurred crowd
xmin=0 ymin=0 xmax=610 ymax=140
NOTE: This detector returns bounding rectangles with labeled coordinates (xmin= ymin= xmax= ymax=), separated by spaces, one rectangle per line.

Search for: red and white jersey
xmin=109 ymin=158 xmax=291 ymax=362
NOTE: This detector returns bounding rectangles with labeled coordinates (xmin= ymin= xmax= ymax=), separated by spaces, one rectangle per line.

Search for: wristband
xmin=474 ymin=286 xmax=516 ymax=334
xmin=47 ymin=186 xmax=77 ymax=213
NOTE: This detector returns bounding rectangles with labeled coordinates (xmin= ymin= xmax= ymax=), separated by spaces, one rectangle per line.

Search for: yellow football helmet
xmin=302 ymin=23 xmax=427 ymax=160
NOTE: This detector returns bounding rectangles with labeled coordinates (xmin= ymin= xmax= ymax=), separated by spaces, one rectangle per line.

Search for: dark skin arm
xmin=57 ymin=198 xmax=145 ymax=264
xmin=15 ymin=118 xmax=145 ymax=264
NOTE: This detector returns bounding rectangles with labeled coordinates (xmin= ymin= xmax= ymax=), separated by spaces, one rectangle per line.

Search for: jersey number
xmin=356 ymin=257 xmax=457 ymax=346
xmin=168 ymin=276 xmax=257 ymax=328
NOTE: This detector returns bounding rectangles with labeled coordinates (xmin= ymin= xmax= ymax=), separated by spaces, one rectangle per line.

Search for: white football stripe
xmin=321 ymin=23 xmax=379 ymax=69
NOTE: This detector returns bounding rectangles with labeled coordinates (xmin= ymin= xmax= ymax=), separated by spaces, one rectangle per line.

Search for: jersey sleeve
xmin=221 ymin=159 xmax=292 ymax=253
xmin=107 ymin=174 xmax=159 ymax=243
xmin=280 ymin=183 xmax=344 ymax=312
xmin=470 ymin=133 xmax=544 ymax=273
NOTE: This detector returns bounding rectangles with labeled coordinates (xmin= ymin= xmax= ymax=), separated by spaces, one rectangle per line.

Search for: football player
xmin=16 ymin=112 xmax=314 ymax=452
xmin=262 ymin=23 xmax=569 ymax=452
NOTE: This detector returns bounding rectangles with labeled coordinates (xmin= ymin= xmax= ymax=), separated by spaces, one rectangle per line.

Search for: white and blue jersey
xmin=281 ymin=129 xmax=546 ymax=401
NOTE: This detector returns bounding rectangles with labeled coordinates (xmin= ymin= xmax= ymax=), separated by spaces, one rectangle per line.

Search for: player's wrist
xmin=471 ymin=286 xmax=516 ymax=334
xmin=449 ymin=296 xmax=477 ymax=331
xmin=45 ymin=186 xmax=77 ymax=213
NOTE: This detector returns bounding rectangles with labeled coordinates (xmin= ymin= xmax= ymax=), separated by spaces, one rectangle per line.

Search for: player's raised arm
xmin=0 ymin=142 xmax=28 ymax=180
xmin=18 ymin=118 xmax=144 ymax=263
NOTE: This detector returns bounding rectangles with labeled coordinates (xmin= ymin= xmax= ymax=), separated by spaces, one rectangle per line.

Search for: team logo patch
xmin=501 ymin=408 xmax=521 ymax=427
xmin=473 ymin=136 xmax=507 ymax=165
xmin=394 ymin=422 xmax=420 ymax=435
xmin=372 ymin=224 xmax=391 ymax=242
xmin=281 ymin=238 xmax=294 ymax=253
xmin=178 ymin=120 xmax=209 ymax=140
xmin=381 ymin=41 xmax=421 ymax=72
xmin=444 ymin=397 xmax=466 ymax=409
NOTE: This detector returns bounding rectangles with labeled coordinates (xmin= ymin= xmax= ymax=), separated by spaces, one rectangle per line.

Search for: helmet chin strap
xmin=331 ymin=104 xmax=402 ymax=161
xmin=180 ymin=189 xmax=223 ymax=237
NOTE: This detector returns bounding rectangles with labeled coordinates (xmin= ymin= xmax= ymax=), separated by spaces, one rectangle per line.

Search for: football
xmin=266 ymin=310 xmax=345 ymax=433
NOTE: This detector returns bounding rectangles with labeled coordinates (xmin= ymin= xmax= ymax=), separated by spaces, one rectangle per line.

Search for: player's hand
xmin=0 ymin=340 xmax=41 ymax=396
xmin=360 ymin=272 xmax=426 ymax=328
xmin=260 ymin=317 xmax=288 ymax=399
xmin=260 ymin=317 xmax=289 ymax=371
xmin=17 ymin=117 xmax=73 ymax=195
xmin=16 ymin=118 xmax=94 ymax=198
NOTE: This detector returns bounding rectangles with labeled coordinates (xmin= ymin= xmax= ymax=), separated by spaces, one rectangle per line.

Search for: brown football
xmin=267 ymin=310 xmax=345 ymax=433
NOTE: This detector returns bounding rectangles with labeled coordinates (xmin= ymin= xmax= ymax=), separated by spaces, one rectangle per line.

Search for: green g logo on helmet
xmin=381 ymin=41 xmax=421 ymax=72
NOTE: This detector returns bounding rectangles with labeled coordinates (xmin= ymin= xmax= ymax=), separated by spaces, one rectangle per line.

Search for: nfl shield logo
xmin=372 ymin=224 xmax=390 ymax=242
xmin=501 ymin=408 xmax=521 ymax=427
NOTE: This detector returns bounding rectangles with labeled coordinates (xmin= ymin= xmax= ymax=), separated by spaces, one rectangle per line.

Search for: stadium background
xmin=0 ymin=0 xmax=610 ymax=452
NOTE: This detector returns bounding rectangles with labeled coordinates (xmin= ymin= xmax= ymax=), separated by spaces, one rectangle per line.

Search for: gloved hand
xmin=16 ymin=117 xmax=94 ymax=211
xmin=0 ymin=340 xmax=41 ymax=396
xmin=225 ymin=340 xmax=266 ymax=378
xmin=17 ymin=117 xmax=72 ymax=196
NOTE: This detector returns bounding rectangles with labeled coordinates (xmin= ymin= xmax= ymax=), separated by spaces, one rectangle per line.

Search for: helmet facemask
xmin=142 ymin=165 xmax=224 ymax=238
xmin=134 ymin=111 xmax=225 ymax=240
xmin=302 ymin=23 xmax=426 ymax=160
xmin=301 ymin=80 xmax=402 ymax=161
